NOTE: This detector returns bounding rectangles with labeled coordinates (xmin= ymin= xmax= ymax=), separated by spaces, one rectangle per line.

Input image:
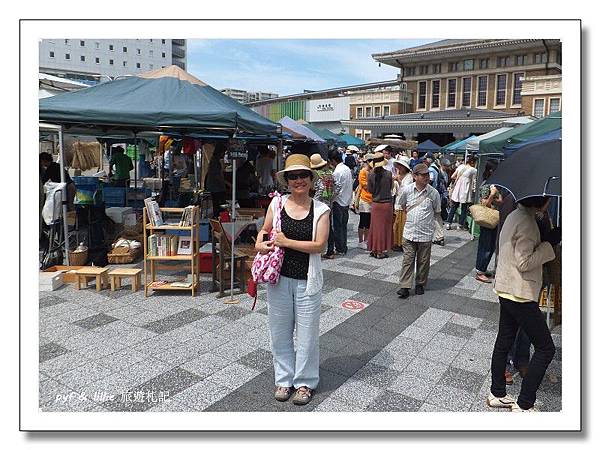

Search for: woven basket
xmin=107 ymin=241 xmax=141 ymax=264
xmin=68 ymin=249 xmax=88 ymax=266
xmin=469 ymin=204 xmax=499 ymax=229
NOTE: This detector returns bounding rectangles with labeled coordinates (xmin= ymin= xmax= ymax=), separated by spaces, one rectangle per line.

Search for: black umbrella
xmin=487 ymin=139 xmax=561 ymax=201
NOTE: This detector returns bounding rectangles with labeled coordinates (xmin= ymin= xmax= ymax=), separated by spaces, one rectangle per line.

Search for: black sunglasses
xmin=285 ymin=171 xmax=311 ymax=181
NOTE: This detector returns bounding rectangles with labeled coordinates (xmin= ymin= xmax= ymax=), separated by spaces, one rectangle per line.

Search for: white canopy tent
xmin=464 ymin=127 xmax=514 ymax=154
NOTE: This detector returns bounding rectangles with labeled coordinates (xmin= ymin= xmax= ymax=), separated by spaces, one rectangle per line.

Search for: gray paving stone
xmin=141 ymin=308 xmax=207 ymax=334
xmin=73 ymin=313 xmax=119 ymax=330
xmin=428 ymin=332 xmax=469 ymax=351
xmin=451 ymin=351 xmax=492 ymax=375
xmin=419 ymin=402 xmax=450 ymax=412
xmin=386 ymin=336 xmax=428 ymax=356
xmin=449 ymin=313 xmax=484 ymax=329
xmin=438 ymin=367 xmax=487 ymax=393
xmin=314 ymin=396 xmax=364 ymax=412
xmin=238 ymin=348 xmax=273 ymax=371
xmin=417 ymin=342 xmax=461 ymax=365
xmin=39 ymin=351 xmax=92 ymax=378
xmin=171 ymin=379 xmax=232 ymax=411
xmin=79 ymin=372 xmax=137 ymax=399
xmin=329 ymin=380 xmax=382 ymax=410
xmin=179 ymin=352 xmax=232 ymax=379
xmin=388 ymin=374 xmax=437 ymax=401
xmin=147 ymin=398 xmax=193 ymax=412
xmin=204 ymin=362 xmax=261 ymax=390
xmin=119 ymin=358 xmax=172 ymax=386
xmin=402 ymin=357 xmax=448 ymax=383
xmin=39 ymin=295 xmax=69 ymax=309
xmin=351 ymin=362 xmax=401 ymax=389
xmin=39 ymin=342 xmax=70 ymax=363
xmin=214 ymin=305 xmax=252 ymax=321
xmin=55 ymin=360 xmax=116 ymax=392
xmin=366 ymin=391 xmax=423 ymax=412
xmin=425 ymin=385 xmax=476 ymax=411
xmin=439 ymin=322 xmax=476 ymax=339
xmin=399 ymin=325 xmax=438 ymax=343
xmin=211 ymin=340 xmax=256 ymax=362
xmin=77 ymin=340 xmax=128 ymax=359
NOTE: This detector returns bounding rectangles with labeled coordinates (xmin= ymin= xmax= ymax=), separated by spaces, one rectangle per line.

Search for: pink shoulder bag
xmin=248 ymin=192 xmax=285 ymax=308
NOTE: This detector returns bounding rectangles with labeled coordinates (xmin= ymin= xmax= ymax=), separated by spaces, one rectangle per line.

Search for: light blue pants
xmin=266 ymin=276 xmax=321 ymax=389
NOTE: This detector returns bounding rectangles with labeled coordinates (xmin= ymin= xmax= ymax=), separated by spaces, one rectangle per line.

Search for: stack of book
xmin=147 ymin=233 xmax=179 ymax=256
xmin=144 ymin=198 xmax=164 ymax=226
xmin=179 ymin=206 xmax=195 ymax=226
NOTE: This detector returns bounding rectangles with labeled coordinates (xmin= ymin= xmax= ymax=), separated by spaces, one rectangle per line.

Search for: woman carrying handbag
xmin=254 ymin=154 xmax=330 ymax=406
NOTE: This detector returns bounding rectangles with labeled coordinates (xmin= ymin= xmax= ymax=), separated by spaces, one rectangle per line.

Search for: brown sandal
xmin=292 ymin=386 xmax=313 ymax=406
xmin=274 ymin=386 xmax=293 ymax=402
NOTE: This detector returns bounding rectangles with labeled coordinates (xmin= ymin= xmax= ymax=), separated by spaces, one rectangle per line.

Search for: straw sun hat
xmin=369 ymin=152 xmax=387 ymax=168
xmin=276 ymin=153 xmax=317 ymax=185
xmin=310 ymin=153 xmax=328 ymax=169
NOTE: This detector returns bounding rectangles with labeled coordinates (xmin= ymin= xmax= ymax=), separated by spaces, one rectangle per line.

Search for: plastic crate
xmin=102 ymin=187 xmax=127 ymax=207
xmin=73 ymin=176 xmax=101 ymax=189
xmin=199 ymin=221 xmax=210 ymax=242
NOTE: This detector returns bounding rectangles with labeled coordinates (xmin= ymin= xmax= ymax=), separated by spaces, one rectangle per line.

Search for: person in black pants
xmin=486 ymin=196 xmax=560 ymax=412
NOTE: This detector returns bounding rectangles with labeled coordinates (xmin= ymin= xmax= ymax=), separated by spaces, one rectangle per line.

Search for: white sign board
xmin=307 ymin=97 xmax=351 ymax=122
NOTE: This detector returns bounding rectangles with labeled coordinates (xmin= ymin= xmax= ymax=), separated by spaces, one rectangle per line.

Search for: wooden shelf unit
xmin=143 ymin=206 xmax=200 ymax=297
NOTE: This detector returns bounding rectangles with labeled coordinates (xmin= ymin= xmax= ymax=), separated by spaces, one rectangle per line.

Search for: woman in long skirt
xmin=367 ymin=153 xmax=394 ymax=259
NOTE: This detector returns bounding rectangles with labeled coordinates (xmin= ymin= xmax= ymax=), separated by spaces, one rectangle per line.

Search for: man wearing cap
xmin=323 ymin=149 xmax=353 ymax=258
xmin=424 ymin=153 xmax=445 ymax=246
xmin=397 ymin=163 xmax=442 ymax=299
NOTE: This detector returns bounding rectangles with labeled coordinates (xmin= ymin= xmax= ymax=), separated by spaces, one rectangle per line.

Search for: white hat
xmin=374 ymin=144 xmax=390 ymax=153
xmin=393 ymin=156 xmax=411 ymax=172
xmin=347 ymin=145 xmax=359 ymax=153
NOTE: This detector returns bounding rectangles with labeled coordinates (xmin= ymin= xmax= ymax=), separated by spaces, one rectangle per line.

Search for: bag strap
xmin=406 ymin=190 xmax=429 ymax=214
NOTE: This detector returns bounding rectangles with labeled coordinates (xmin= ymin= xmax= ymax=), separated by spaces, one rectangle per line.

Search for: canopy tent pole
xmin=58 ymin=125 xmax=70 ymax=265
xmin=134 ymin=132 xmax=138 ymax=192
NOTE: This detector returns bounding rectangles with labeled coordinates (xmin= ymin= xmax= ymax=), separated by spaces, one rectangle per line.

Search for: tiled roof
xmin=371 ymin=108 xmax=519 ymax=122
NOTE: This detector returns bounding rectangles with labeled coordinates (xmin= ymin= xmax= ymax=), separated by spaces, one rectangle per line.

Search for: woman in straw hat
xmin=356 ymin=153 xmax=374 ymax=249
xmin=310 ymin=153 xmax=334 ymax=206
xmin=255 ymin=154 xmax=330 ymax=406
xmin=367 ymin=152 xmax=394 ymax=258
xmin=392 ymin=156 xmax=414 ymax=251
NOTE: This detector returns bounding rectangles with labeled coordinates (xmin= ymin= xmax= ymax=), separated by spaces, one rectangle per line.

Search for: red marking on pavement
xmin=341 ymin=300 xmax=367 ymax=311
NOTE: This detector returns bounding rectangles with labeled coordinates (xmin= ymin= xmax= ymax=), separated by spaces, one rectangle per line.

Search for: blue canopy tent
xmin=338 ymin=133 xmax=365 ymax=147
xmin=503 ymin=128 xmax=562 ymax=157
xmin=417 ymin=139 xmax=441 ymax=153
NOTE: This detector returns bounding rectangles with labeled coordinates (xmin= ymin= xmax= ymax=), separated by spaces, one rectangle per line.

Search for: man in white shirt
xmin=396 ymin=163 xmax=442 ymax=298
xmin=255 ymin=147 xmax=276 ymax=195
xmin=323 ymin=149 xmax=353 ymax=258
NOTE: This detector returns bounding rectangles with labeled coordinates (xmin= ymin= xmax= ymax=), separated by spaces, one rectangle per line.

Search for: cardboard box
xmin=106 ymin=207 xmax=134 ymax=224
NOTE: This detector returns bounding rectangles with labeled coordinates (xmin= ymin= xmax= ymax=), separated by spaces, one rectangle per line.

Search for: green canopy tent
xmin=299 ymin=122 xmax=344 ymax=145
xmin=478 ymin=111 xmax=562 ymax=156
xmin=338 ymin=133 xmax=365 ymax=147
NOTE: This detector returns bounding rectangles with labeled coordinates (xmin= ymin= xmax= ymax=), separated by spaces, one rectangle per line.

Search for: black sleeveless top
xmin=280 ymin=201 xmax=314 ymax=280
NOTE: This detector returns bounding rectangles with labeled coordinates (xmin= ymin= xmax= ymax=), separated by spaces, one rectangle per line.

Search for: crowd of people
xmin=254 ymin=143 xmax=560 ymax=412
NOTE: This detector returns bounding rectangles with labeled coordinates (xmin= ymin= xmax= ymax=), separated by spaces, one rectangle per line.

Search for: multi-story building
xmin=247 ymin=79 xmax=408 ymax=134
xmin=221 ymin=88 xmax=279 ymax=104
xmin=39 ymin=39 xmax=187 ymax=84
xmin=341 ymin=39 xmax=562 ymax=145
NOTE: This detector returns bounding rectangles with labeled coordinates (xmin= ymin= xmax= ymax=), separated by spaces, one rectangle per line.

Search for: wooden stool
xmin=75 ymin=267 xmax=109 ymax=292
xmin=108 ymin=268 xmax=142 ymax=292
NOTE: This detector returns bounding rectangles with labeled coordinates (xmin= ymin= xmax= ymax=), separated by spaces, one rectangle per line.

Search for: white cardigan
xmin=271 ymin=194 xmax=330 ymax=296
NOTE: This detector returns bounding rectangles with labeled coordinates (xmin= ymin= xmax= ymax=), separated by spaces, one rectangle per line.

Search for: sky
xmin=186 ymin=39 xmax=438 ymax=96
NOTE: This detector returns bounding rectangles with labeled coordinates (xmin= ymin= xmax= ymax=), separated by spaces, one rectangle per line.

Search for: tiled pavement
xmin=38 ymin=214 xmax=562 ymax=413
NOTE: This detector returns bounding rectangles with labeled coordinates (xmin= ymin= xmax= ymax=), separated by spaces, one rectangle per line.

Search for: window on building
xmin=447 ymin=78 xmax=457 ymax=108
xmin=149 ymin=64 xmax=154 ymax=70
xmin=109 ymin=44 xmax=114 ymax=51
xmin=364 ymin=132 xmax=371 ymax=141
xmin=462 ymin=77 xmax=472 ymax=107
xmin=149 ymin=50 xmax=154 ymax=57
xmin=419 ymin=65 xmax=429 ymax=75
xmin=533 ymin=98 xmax=545 ymax=118
xmin=49 ymin=51 xmax=55 ymax=58
xmin=109 ymin=59 xmax=114 ymax=65
xmin=356 ymin=130 xmax=363 ymax=139
xmin=495 ymin=74 xmax=507 ymax=106
xmin=150 ymin=39 xmax=153 ymax=43
xmin=512 ymin=72 xmax=524 ymax=105
xmin=464 ymin=59 xmax=474 ymax=71
xmin=418 ymin=81 xmax=427 ymax=109
xmin=431 ymin=80 xmax=441 ymax=109
xmin=497 ymin=56 xmax=510 ymax=68
xmin=123 ymin=46 xmax=127 ymax=53
xmin=80 ymin=55 xmax=85 ymax=62
xmin=432 ymin=63 xmax=441 ymax=74
xmin=374 ymin=106 xmax=381 ymax=116
xmin=534 ymin=52 xmax=548 ymax=64
xmin=65 ymin=53 xmax=70 ymax=60
xmin=557 ymin=51 xmax=562 ymax=65
xmin=80 ymin=40 xmax=85 ymax=47
xmin=549 ymin=97 xmax=561 ymax=113
xmin=357 ymin=107 xmax=363 ymax=118
xmin=479 ymin=58 xmax=489 ymax=69
xmin=162 ymin=52 xmax=166 ymax=58
xmin=123 ymin=61 xmax=127 ymax=67
xmin=477 ymin=75 xmax=488 ymax=107
xmin=95 ymin=42 xmax=100 ymax=49
xmin=383 ymin=105 xmax=390 ymax=116
xmin=136 ymin=62 xmax=141 ymax=69
xmin=137 ymin=48 xmax=141 ymax=55
xmin=515 ymin=54 xmax=528 ymax=66
xmin=365 ymin=106 xmax=372 ymax=117
xmin=95 ymin=57 xmax=100 ymax=64
xmin=161 ymin=39 xmax=166 ymax=44
xmin=64 ymin=39 xmax=70 ymax=45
